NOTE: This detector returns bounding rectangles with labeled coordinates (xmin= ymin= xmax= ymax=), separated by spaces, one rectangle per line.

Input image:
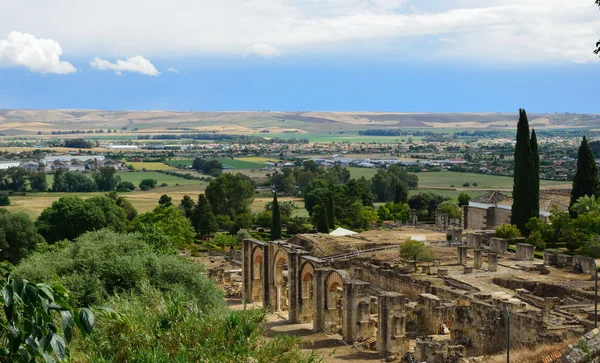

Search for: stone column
xmin=377 ymin=292 xmax=408 ymax=357
xmin=410 ymin=209 xmax=418 ymax=225
xmin=313 ymin=269 xmax=327 ymax=332
xmin=473 ymin=249 xmax=482 ymax=269
xmin=488 ymin=252 xmax=498 ymax=272
xmin=457 ymin=246 xmax=468 ymax=265
xmin=262 ymin=244 xmax=270 ymax=309
xmin=343 ymin=280 xmax=370 ymax=344
xmin=516 ymin=243 xmax=534 ymax=261
xmin=242 ymin=239 xmax=253 ymax=302
xmin=287 ymin=250 xmax=299 ymax=323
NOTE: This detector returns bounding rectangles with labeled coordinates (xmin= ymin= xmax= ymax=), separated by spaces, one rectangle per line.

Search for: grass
xmin=165 ymin=159 xmax=194 ymax=167
xmin=266 ymin=133 xmax=423 ymax=143
xmin=124 ymin=161 xmax=176 ymax=171
xmin=166 ymin=157 xmax=276 ymax=169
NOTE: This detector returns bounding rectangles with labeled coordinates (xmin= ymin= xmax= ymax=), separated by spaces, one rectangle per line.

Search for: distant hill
xmin=0 ymin=110 xmax=596 ymax=136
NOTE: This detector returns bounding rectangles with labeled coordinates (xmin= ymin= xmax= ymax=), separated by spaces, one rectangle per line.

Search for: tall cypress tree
xmin=314 ymin=203 xmax=330 ymax=233
xmin=271 ymin=193 xmax=282 ymax=240
xmin=511 ymin=109 xmax=538 ymax=232
xmin=326 ymin=190 xmax=335 ymax=229
xmin=570 ymin=136 xmax=600 ymax=217
xmin=193 ymin=194 xmax=218 ymax=239
xmin=530 ymin=129 xmax=540 ymax=220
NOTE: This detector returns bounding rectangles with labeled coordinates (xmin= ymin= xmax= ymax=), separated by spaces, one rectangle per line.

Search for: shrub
xmin=116 ymin=181 xmax=135 ymax=191
xmin=494 ymin=224 xmax=521 ymax=242
xmin=463 ymin=183 xmax=470 ymax=187
xmin=0 ymin=193 xmax=10 ymax=206
xmin=525 ymin=231 xmax=546 ymax=250
xmin=212 ymin=233 xmax=238 ymax=248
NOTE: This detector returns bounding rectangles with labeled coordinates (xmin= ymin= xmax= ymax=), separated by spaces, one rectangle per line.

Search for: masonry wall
xmin=463 ymin=206 xmax=486 ymax=230
xmin=488 ymin=208 xmax=511 ymax=229
xmin=351 ymin=267 xmax=431 ymax=298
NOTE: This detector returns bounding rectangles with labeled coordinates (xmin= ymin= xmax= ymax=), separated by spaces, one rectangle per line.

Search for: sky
xmin=0 ymin=0 xmax=599 ymax=112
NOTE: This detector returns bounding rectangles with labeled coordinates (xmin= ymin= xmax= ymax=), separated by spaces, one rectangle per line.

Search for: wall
xmin=351 ymin=266 xmax=431 ymax=298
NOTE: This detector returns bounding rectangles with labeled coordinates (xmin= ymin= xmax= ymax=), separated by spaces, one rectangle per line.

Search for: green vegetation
xmin=570 ymin=136 xmax=600 ymax=217
xmin=271 ymin=193 xmax=282 ymax=240
xmin=0 ymin=209 xmax=44 ymax=264
xmin=400 ymin=239 xmax=435 ymax=265
xmin=494 ymin=224 xmax=521 ymax=243
xmin=217 ymin=158 xmax=267 ymax=169
xmin=136 ymin=205 xmax=195 ymax=248
xmin=511 ymin=109 xmax=539 ymax=232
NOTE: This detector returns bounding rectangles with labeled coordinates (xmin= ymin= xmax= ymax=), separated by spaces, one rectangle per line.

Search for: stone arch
xmin=299 ymin=261 xmax=315 ymax=323
xmin=251 ymin=246 xmax=264 ymax=302
xmin=324 ymin=270 xmax=345 ymax=334
xmin=272 ymin=249 xmax=289 ymax=312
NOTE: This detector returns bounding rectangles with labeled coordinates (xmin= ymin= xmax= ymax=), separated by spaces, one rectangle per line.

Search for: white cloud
xmin=167 ymin=67 xmax=178 ymax=73
xmin=0 ymin=31 xmax=76 ymax=74
xmin=244 ymin=44 xmax=281 ymax=59
xmin=1 ymin=1 xmax=599 ymax=63
xmin=90 ymin=55 xmax=160 ymax=76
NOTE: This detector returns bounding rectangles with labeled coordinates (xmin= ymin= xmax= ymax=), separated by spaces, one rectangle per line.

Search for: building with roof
xmin=462 ymin=189 xmax=571 ymax=230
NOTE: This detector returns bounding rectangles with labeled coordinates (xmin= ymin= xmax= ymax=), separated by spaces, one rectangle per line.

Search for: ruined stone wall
xmin=350 ymin=266 xmax=431 ymax=298
xmin=488 ymin=207 xmax=511 ymax=228
xmin=464 ymin=206 xmax=487 ymax=230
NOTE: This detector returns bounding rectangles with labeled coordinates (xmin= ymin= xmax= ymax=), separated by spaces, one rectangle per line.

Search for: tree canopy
xmin=136 ymin=205 xmax=195 ymax=248
xmin=570 ymin=136 xmax=600 ymax=217
xmin=0 ymin=209 xmax=45 ymax=264
xmin=205 ymin=173 xmax=255 ymax=219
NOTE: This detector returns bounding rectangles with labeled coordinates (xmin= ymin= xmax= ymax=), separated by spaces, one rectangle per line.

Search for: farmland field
xmin=124 ymin=161 xmax=176 ymax=171
xmin=165 ymin=159 xmax=194 ymax=167
xmin=266 ymin=133 xmax=423 ymax=143
xmin=45 ymin=171 xmax=204 ymax=188
xmin=166 ymin=157 xmax=275 ymax=169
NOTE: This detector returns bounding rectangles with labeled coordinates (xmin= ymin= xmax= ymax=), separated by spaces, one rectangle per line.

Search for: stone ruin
xmin=238 ymin=230 xmax=600 ymax=362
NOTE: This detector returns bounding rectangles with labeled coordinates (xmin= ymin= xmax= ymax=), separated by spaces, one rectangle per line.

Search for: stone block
xmin=438 ymin=269 xmax=449 ymax=277
xmin=516 ymin=243 xmax=534 ymax=261
xmin=463 ymin=266 xmax=473 ymax=274
xmin=473 ymin=249 xmax=483 ymax=269
xmin=489 ymin=238 xmax=508 ymax=254
xmin=488 ymin=252 xmax=498 ymax=272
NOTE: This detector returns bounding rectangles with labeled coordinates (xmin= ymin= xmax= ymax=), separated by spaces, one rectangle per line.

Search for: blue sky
xmin=1 ymin=0 xmax=599 ymax=112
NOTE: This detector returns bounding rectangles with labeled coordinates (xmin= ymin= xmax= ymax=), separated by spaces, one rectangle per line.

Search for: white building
xmin=0 ymin=161 xmax=20 ymax=170
xmin=107 ymin=145 xmax=139 ymax=150
xmin=43 ymin=155 xmax=105 ymax=165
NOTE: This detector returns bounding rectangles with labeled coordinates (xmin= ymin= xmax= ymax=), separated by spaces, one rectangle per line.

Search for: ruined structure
xmin=240 ymin=228 xmax=598 ymax=361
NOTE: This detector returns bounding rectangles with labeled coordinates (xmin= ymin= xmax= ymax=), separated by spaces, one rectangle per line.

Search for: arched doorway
xmin=299 ymin=261 xmax=315 ymax=323
xmin=272 ymin=250 xmax=289 ymax=312
xmin=325 ymin=271 xmax=344 ymax=334
xmin=251 ymin=247 xmax=264 ymax=302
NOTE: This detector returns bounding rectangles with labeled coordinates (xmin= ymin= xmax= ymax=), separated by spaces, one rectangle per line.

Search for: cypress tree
xmin=530 ymin=129 xmax=540 ymax=220
xmin=511 ymin=109 xmax=538 ymax=232
xmin=271 ymin=193 xmax=282 ymax=240
xmin=326 ymin=190 xmax=335 ymax=229
xmin=570 ymin=136 xmax=600 ymax=217
xmin=314 ymin=203 xmax=330 ymax=233
xmin=193 ymin=194 xmax=218 ymax=239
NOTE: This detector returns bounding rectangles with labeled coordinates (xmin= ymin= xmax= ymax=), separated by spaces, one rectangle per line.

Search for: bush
xmin=212 ymin=233 xmax=238 ymax=248
xmin=0 ymin=194 xmax=9 ymax=206
xmin=139 ymin=178 xmax=157 ymax=191
xmin=116 ymin=181 xmax=135 ymax=191
xmin=463 ymin=183 xmax=470 ymax=187
xmin=525 ymin=231 xmax=546 ymax=250
xmin=494 ymin=224 xmax=521 ymax=242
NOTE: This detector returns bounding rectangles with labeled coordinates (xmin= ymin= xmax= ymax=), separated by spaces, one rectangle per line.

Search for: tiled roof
xmin=471 ymin=191 xmax=511 ymax=204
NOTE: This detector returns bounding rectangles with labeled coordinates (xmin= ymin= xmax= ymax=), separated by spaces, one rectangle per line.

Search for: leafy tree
xmin=438 ymin=200 xmax=461 ymax=219
xmin=325 ymin=165 xmax=351 ymax=184
xmin=572 ymin=195 xmax=600 ymax=215
xmin=215 ymin=215 xmax=234 ymax=232
xmin=53 ymin=170 xmax=97 ymax=192
xmin=29 ymin=171 xmax=48 ymax=192
xmin=116 ymin=181 xmax=135 ymax=191
xmin=525 ymin=217 xmax=553 ymax=241
xmin=230 ymin=212 xmax=254 ymax=234
xmin=255 ymin=211 xmax=273 ymax=228
xmin=0 ymin=194 xmax=9 ymax=206
xmin=180 ymin=195 xmax=195 ymax=219
xmin=0 ymin=210 xmax=45 ymax=264
xmin=63 ymin=138 xmax=93 ymax=148
xmin=409 ymin=192 xmax=446 ymax=218
xmin=303 ymin=160 xmax=319 ymax=173
xmin=570 ymin=136 xmax=600 ymax=217
xmin=36 ymin=196 xmax=126 ymax=243
xmin=193 ymin=194 xmax=219 ymax=238
xmin=2 ymin=167 xmax=28 ymax=192
xmin=394 ymin=182 xmax=408 ymax=204
xmin=312 ymin=203 xmax=330 ymax=233
xmin=236 ymin=229 xmax=251 ymax=242
xmin=385 ymin=202 xmax=411 ymax=222
xmin=457 ymin=192 xmax=472 ymax=207
xmin=93 ymin=166 xmax=121 ymax=191
xmin=158 ymin=194 xmax=173 ymax=207
xmin=511 ymin=109 xmax=539 ymax=232
xmin=0 ymin=262 xmax=95 ymax=362
xmin=400 ymin=239 xmax=436 ymax=264
xmin=265 ymin=200 xmax=297 ymax=218
xmin=212 ymin=233 xmax=237 ymax=247
xmin=346 ymin=177 xmax=374 ymax=206
xmin=286 ymin=217 xmax=311 ymax=235
xmin=378 ymin=206 xmax=391 ymax=221
xmin=139 ymin=178 xmax=157 ymax=191
xmin=192 ymin=159 xmax=223 ymax=175
xmin=115 ymin=196 xmax=137 ymax=221
xmin=525 ymin=231 xmax=546 ymax=250
xmin=205 ymin=173 xmax=255 ymax=219
xmin=136 ymin=205 xmax=195 ymax=248
xmin=271 ymin=193 xmax=282 ymax=241
xmin=494 ymin=224 xmax=521 ymax=242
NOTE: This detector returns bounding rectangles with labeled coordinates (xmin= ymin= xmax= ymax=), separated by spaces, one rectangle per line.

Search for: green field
xmin=45 ymin=171 xmax=203 ymax=188
xmin=166 ymin=158 xmax=268 ymax=169
xmin=267 ymin=133 xmax=422 ymax=143
xmin=165 ymin=159 xmax=194 ymax=167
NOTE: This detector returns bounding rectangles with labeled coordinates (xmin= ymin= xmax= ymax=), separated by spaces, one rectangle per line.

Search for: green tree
xmin=400 ymin=239 xmax=435 ymax=264
xmin=136 ymin=205 xmax=195 ymax=248
xmin=570 ymin=136 xmax=600 ymax=217
xmin=530 ymin=129 xmax=540 ymax=219
xmin=230 ymin=213 xmax=254 ymax=235
xmin=205 ymin=173 xmax=255 ymax=219
xmin=346 ymin=177 xmax=374 ymax=206
xmin=29 ymin=171 xmax=48 ymax=192
xmin=139 ymin=178 xmax=157 ymax=191
xmin=394 ymin=182 xmax=408 ymax=204
xmin=572 ymin=195 xmax=600 ymax=215
xmin=511 ymin=109 xmax=538 ymax=232
xmin=0 ymin=210 xmax=45 ymax=264
xmin=494 ymin=224 xmax=521 ymax=243
xmin=255 ymin=211 xmax=273 ymax=228
xmin=312 ymin=203 xmax=330 ymax=233
xmin=193 ymin=194 xmax=219 ymax=238
xmin=158 ymin=194 xmax=173 ymax=207
xmin=116 ymin=181 xmax=136 ymax=191
xmin=271 ymin=193 xmax=282 ymax=241
xmin=0 ymin=194 xmax=9 ymax=206
xmin=53 ymin=170 xmax=97 ymax=192
xmin=180 ymin=195 xmax=195 ymax=219
xmin=286 ymin=216 xmax=311 ymax=235
xmin=438 ymin=200 xmax=461 ymax=219
xmin=93 ymin=166 xmax=121 ymax=191
xmin=326 ymin=190 xmax=335 ymax=229
xmin=0 ymin=262 xmax=95 ymax=362
xmin=457 ymin=192 xmax=472 ymax=207
xmin=36 ymin=196 xmax=126 ymax=243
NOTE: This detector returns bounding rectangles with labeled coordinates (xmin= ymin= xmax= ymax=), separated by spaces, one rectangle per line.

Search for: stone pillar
xmin=259 ymin=244 xmax=269 ymax=309
xmin=473 ymin=249 xmax=482 ymax=269
xmin=442 ymin=214 xmax=448 ymax=231
xmin=516 ymin=243 xmax=534 ymax=261
xmin=288 ymin=250 xmax=299 ymax=323
xmin=242 ymin=239 xmax=253 ymax=302
xmin=377 ymin=292 xmax=408 ymax=357
xmin=490 ymin=238 xmax=508 ymax=254
xmin=457 ymin=246 xmax=468 ymax=265
xmin=343 ymin=280 xmax=370 ymax=344
xmin=410 ymin=209 xmax=418 ymax=225
xmin=313 ymin=269 xmax=327 ymax=332
xmin=488 ymin=252 xmax=498 ymax=272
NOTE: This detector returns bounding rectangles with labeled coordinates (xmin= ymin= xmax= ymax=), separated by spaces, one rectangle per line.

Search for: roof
xmin=329 ymin=227 xmax=358 ymax=236
xmin=471 ymin=191 xmax=511 ymax=204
